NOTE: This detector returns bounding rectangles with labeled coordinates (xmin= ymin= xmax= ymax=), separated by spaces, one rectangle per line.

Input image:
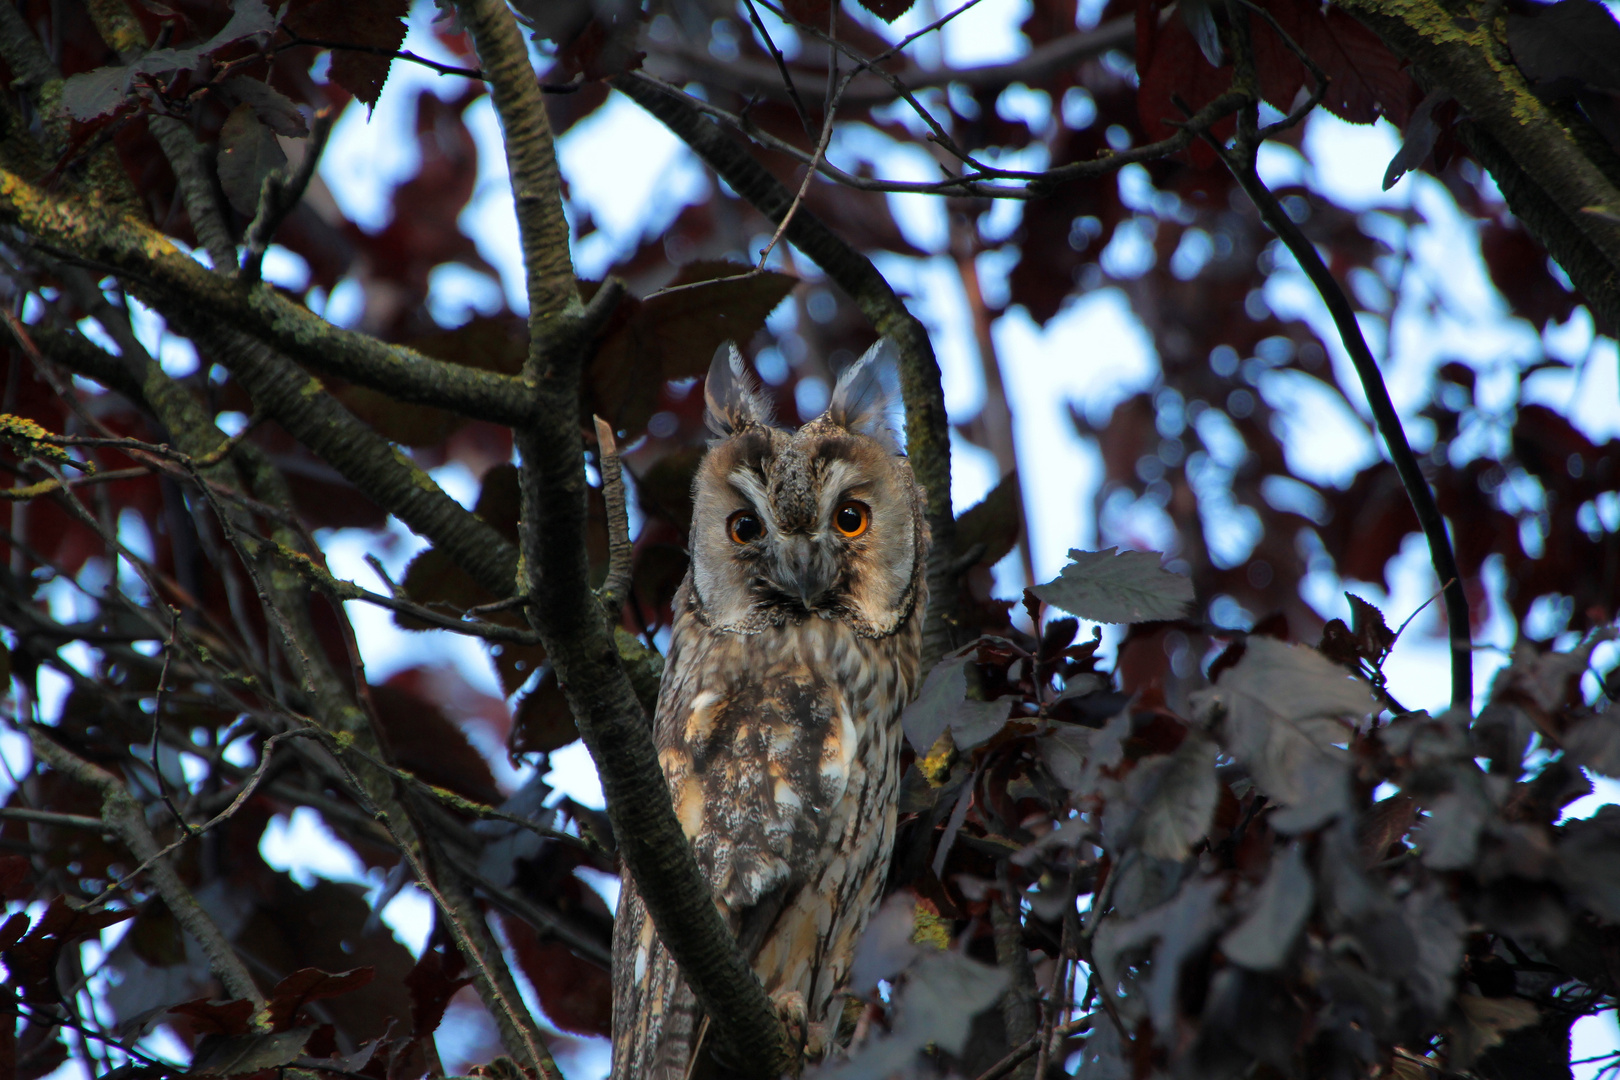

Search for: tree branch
xmin=184 ymin=323 xmax=520 ymax=598
xmin=1334 ymin=0 xmax=1620 ymax=332
xmin=457 ymin=0 xmax=793 ymax=1073
xmin=457 ymin=0 xmax=577 ymax=332
xmin=612 ymin=73 xmax=962 ymax=664
xmin=0 ymin=170 xmax=541 ymax=427
xmin=594 ymin=416 xmax=633 ymax=615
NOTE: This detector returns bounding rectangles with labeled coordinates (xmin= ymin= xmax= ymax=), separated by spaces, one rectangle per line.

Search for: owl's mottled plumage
xmin=610 ymin=340 xmax=929 ymax=1080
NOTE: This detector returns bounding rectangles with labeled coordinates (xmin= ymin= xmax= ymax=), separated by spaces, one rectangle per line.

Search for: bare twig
xmin=758 ymin=64 xmax=853 ymax=268
xmin=0 ymin=806 xmax=110 ymax=831
xmin=645 ymin=17 xmax=1134 ymax=109
xmin=148 ymin=606 xmax=195 ymax=836
xmin=740 ymin=0 xmax=813 ymax=135
xmin=973 ymin=1015 xmax=1092 ymax=1080
xmin=85 ymin=729 xmax=324 ymax=908
xmin=280 ymin=546 xmax=544 ymax=645
xmin=14 ymin=1000 xmax=176 ymax=1070
xmin=594 ymin=416 xmax=633 ymax=615
xmin=276 ymin=30 xmax=485 ymax=79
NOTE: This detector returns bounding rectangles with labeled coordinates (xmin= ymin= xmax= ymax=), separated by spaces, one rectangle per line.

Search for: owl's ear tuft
xmin=826 ymin=338 xmax=901 ymax=449
xmin=705 ymin=342 xmax=774 ymax=436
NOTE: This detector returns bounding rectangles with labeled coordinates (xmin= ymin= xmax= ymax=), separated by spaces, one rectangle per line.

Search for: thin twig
xmin=277 ymin=30 xmax=485 ymax=79
xmin=1229 ymin=0 xmax=1328 ymax=138
xmin=0 ymin=806 xmax=110 ymax=831
xmin=148 ymin=606 xmax=195 ymax=836
xmin=758 ymin=65 xmax=853 ymax=268
xmin=29 ymin=728 xmax=268 ymax=1011
xmin=741 ymin=0 xmax=813 ymax=135
xmin=0 ymin=465 xmax=150 ymax=501
xmin=281 ymin=545 xmax=544 ymax=645
xmin=1394 ymin=582 xmax=1449 ymax=642
xmin=85 ymin=728 xmax=324 ymax=909
xmin=757 ymin=0 xmax=992 ymax=172
xmin=619 ymin=70 xmax=1247 ymax=198
xmin=14 ymin=1000 xmax=176 ymax=1070
xmin=594 ymin=416 xmax=633 ymax=615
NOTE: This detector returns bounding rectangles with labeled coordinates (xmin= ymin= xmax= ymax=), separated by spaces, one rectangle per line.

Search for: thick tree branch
xmin=0 ymin=170 xmax=540 ymax=427
xmin=458 ymin=0 xmax=577 ymax=331
xmin=1336 ymin=0 xmax=1620 ymax=331
xmin=185 ymin=324 xmax=520 ymax=598
xmin=612 ymin=73 xmax=962 ymax=663
xmin=456 ymin=0 xmax=793 ymax=1073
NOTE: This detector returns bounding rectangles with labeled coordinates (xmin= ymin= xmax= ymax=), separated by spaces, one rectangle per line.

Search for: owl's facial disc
xmin=762 ymin=530 xmax=839 ymax=612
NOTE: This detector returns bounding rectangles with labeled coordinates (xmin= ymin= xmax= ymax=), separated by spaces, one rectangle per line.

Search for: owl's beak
xmin=776 ymin=533 xmax=833 ymax=610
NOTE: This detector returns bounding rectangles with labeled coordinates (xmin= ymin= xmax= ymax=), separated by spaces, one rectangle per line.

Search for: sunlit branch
xmin=0 ymin=170 xmax=540 ymax=426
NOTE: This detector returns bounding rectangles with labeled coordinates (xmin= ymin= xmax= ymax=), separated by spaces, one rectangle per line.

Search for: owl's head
xmin=687 ymin=340 xmax=927 ymax=637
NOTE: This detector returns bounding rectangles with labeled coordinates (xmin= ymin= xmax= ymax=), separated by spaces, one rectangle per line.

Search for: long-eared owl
xmin=610 ymin=339 xmax=930 ymax=1079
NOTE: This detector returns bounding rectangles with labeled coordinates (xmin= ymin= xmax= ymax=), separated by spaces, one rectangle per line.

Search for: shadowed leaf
xmin=61 ymin=0 xmax=277 ymax=119
xmin=192 ymin=1026 xmax=314 ymax=1075
xmin=1104 ymin=732 xmax=1219 ymax=860
xmin=809 ymin=951 xmax=1008 ymax=1079
xmin=1193 ymin=638 xmax=1374 ymax=831
xmin=1032 ymin=548 xmax=1194 ymax=624
xmin=900 ymin=651 xmax=1011 ymax=753
xmin=217 ymin=104 xmax=287 ymax=216
xmin=1221 ymin=843 xmax=1313 ymax=970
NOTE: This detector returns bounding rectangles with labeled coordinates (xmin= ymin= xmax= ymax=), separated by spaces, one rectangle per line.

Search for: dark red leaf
xmin=268 ymin=967 xmax=378 ymax=1030
xmin=499 ymin=913 xmax=612 ymax=1036
xmin=170 ymin=997 xmax=258 ymax=1037
xmin=286 ymin=0 xmax=409 ymax=109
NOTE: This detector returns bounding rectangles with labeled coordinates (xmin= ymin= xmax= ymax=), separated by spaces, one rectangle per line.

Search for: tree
xmin=0 ymin=0 xmax=1617 ymax=1076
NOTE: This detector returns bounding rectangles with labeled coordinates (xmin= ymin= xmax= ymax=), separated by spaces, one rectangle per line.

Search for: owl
xmin=610 ymin=339 xmax=930 ymax=1080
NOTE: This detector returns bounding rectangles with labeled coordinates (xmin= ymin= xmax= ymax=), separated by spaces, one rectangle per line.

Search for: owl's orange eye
xmin=833 ymin=501 xmax=870 ymax=538
xmin=728 ymin=511 xmax=765 ymax=544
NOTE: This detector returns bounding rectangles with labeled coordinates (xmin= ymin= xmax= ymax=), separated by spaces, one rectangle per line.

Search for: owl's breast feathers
xmin=636 ymin=582 xmax=921 ymax=1024
xmin=656 ymin=604 xmax=920 ymax=914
